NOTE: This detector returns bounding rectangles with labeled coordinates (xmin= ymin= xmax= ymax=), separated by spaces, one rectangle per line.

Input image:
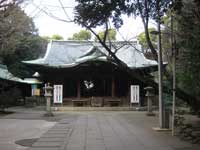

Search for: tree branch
xmin=58 ymin=0 xmax=73 ymax=22
xmin=103 ymin=21 xmax=109 ymax=43
xmin=137 ymin=0 xmax=158 ymax=61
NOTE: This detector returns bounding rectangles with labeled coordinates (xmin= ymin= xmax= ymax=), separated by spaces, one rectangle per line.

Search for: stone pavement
xmin=0 ymin=107 xmax=76 ymax=150
xmin=0 ymin=119 xmax=55 ymax=150
xmin=27 ymin=111 xmax=199 ymax=150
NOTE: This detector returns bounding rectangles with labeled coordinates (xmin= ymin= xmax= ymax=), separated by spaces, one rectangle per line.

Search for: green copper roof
xmin=0 ymin=65 xmax=24 ymax=83
xmin=22 ymin=40 xmax=157 ymax=69
xmin=0 ymin=64 xmax=42 ymax=84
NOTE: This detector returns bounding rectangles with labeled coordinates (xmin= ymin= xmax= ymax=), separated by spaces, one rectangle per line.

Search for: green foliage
xmin=74 ymin=0 xmax=127 ymax=29
xmin=137 ymin=28 xmax=157 ymax=51
xmin=0 ymin=3 xmax=47 ymax=78
xmin=95 ymin=29 xmax=116 ymax=41
xmin=51 ymin=34 xmax=64 ymax=40
xmin=42 ymin=34 xmax=64 ymax=41
xmin=163 ymin=80 xmax=173 ymax=110
xmin=3 ymin=34 xmax=48 ymax=78
xmin=0 ymin=5 xmax=37 ymax=58
xmin=68 ymin=30 xmax=91 ymax=41
xmin=161 ymin=15 xmax=172 ymax=62
xmin=42 ymin=36 xmax=51 ymax=41
xmin=0 ymin=0 xmax=22 ymax=9
xmin=175 ymin=0 xmax=200 ymax=112
xmin=74 ymin=0 xmax=170 ymax=29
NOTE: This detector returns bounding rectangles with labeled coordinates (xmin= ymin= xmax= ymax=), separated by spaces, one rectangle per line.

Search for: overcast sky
xmin=24 ymin=0 xmax=155 ymax=40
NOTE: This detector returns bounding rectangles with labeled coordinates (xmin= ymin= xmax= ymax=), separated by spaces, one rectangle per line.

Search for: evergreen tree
xmin=68 ymin=30 xmax=91 ymax=41
xmin=175 ymin=0 xmax=200 ymax=112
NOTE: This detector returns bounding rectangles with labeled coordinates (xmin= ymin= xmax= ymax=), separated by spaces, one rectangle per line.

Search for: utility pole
xmin=171 ymin=1 xmax=176 ymax=135
xmin=157 ymin=0 xmax=165 ymax=128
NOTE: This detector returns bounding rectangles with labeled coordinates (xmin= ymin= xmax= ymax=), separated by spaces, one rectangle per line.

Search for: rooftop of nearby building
xmin=22 ymin=40 xmax=157 ymax=69
xmin=0 ymin=64 xmax=42 ymax=84
xmin=0 ymin=64 xmax=24 ymax=83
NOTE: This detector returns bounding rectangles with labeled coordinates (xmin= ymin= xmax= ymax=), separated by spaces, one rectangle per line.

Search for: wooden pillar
xmin=127 ymin=80 xmax=131 ymax=98
xmin=103 ymin=79 xmax=106 ymax=96
xmin=111 ymin=77 xmax=115 ymax=98
xmin=77 ymin=79 xmax=81 ymax=99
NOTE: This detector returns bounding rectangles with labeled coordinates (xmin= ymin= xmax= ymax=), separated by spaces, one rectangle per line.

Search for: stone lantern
xmin=44 ymin=83 xmax=53 ymax=116
xmin=144 ymin=86 xmax=155 ymax=116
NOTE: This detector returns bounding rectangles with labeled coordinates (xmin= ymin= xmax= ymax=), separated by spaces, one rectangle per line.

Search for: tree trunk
xmin=144 ymin=24 xmax=158 ymax=61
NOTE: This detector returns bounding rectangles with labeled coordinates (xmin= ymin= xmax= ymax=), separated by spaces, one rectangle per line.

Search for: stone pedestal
xmin=147 ymin=96 xmax=153 ymax=114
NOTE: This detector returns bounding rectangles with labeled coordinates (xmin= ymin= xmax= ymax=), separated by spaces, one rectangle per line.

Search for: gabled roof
xmin=22 ymin=40 xmax=157 ymax=69
xmin=0 ymin=64 xmax=42 ymax=84
xmin=0 ymin=64 xmax=24 ymax=83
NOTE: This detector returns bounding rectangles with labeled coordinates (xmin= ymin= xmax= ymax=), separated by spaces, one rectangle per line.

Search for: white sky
xmin=24 ymin=0 xmax=155 ymax=41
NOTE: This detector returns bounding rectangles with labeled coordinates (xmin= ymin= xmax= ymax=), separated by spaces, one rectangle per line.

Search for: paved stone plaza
xmin=0 ymin=108 xmax=199 ymax=150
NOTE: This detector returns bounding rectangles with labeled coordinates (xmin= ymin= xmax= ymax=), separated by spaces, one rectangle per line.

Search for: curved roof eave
xmin=129 ymin=64 xmax=157 ymax=69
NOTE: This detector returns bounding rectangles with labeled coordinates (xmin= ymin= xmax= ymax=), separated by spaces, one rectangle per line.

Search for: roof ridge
xmin=51 ymin=40 xmax=93 ymax=43
xmin=50 ymin=40 xmax=138 ymax=44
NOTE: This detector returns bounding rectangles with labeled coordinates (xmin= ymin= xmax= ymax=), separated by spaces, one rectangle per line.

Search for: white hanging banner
xmin=53 ymin=85 xmax=63 ymax=103
xmin=130 ymin=85 xmax=140 ymax=103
